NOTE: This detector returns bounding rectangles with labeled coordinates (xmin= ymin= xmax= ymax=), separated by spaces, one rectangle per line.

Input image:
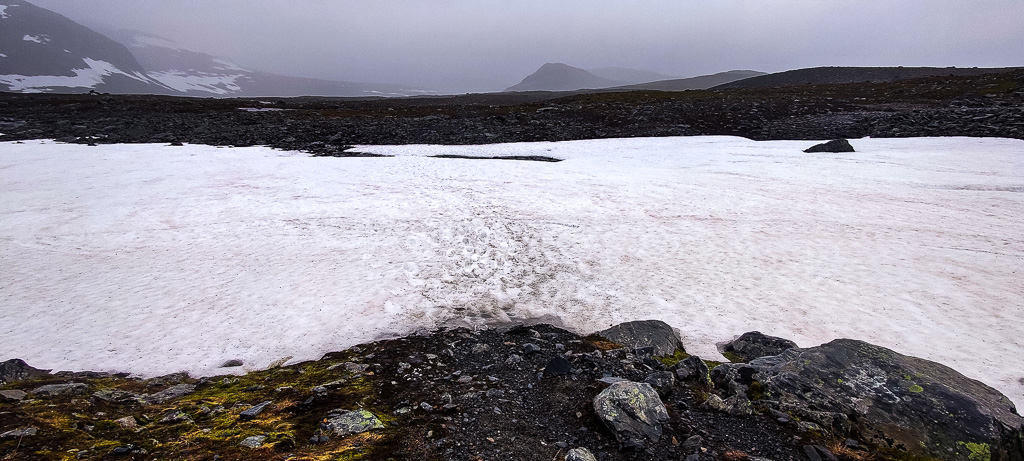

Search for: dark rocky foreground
xmin=0 ymin=69 xmax=1022 ymax=156
xmin=1 ymin=321 xmax=1021 ymax=461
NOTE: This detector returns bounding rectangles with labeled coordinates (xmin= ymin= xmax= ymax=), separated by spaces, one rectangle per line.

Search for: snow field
xmin=0 ymin=136 xmax=1022 ymax=408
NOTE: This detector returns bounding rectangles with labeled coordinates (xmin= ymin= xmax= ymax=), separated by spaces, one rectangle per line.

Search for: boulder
xmin=325 ymin=409 xmax=384 ymax=436
xmin=597 ymin=320 xmax=684 ymax=356
xmin=565 ymin=447 xmax=597 ymax=461
xmin=712 ymin=339 xmax=1024 ymax=461
xmin=593 ymin=381 xmax=670 ymax=449
xmin=139 ymin=383 xmax=196 ymax=405
xmin=0 ymin=359 xmax=50 ymax=384
xmin=721 ymin=331 xmax=797 ymax=362
xmin=31 ymin=382 xmax=88 ymax=397
xmin=673 ymin=356 xmax=711 ymax=387
xmin=803 ymin=139 xmax=855 ymax=153
xmin=239 ymin=400 xmax=273 ymax=420
xmin=0 ymin=389 xmax=28 ymax=402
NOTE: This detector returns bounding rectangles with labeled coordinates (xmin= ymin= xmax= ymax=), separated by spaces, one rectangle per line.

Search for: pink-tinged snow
xmin=0 ymin=137 xmax=1021 ymax=407
xmin=0 ymin=5 xmax=9 ymax=19
xmin=0 ymin=58 xmax=148 ymax=92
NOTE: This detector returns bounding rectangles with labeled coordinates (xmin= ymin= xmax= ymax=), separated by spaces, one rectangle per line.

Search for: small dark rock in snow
xmin=803 ymin=139 xmax=855 ymax=153
xmin=220 ymin=359 xmax=243 ymax=367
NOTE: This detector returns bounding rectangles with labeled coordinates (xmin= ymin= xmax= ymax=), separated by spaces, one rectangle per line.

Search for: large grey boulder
xmin=593 ymin=381 xmax=670 ymax=449
xmin=712 ymin=339 xmax=1024 ymax=461
xmin=0 ymin=359 xmax=50 ymax=384
xmin=597 ymin=320 xmax=684 ymax=356
xmin=721 ymin=331 xmax=797 ymax=362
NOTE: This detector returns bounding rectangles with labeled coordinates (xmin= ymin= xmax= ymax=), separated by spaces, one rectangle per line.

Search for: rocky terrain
xmin=1 ymin=67 xmax=1022 ymax=156
xmin=2 ymin=321 xmax=1021 ymax=461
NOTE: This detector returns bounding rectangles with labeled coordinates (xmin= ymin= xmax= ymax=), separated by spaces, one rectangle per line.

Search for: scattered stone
xmin=159 ymin=409 xmax=193 ymax=424
xmin=471 ymin=343 xmax=490 ymax=354
xmin=220 ymin=359 xmax=243 ymax=367
xmin=309 ymin=434 xmax=329 ymax=444
xmin=0 ymin=389 xmax=28 ymax=401
xmin=239 ymin=400 xmax=273 ymax=420
xmin=712 ymin=338 xmax=1024 ymax=461
xmin=239 ymin=435 xmax=266 ymax=448
xmin=110 ymin=444 xmax=142 ymax=455
xmin=565 ymin=447 xmax=598 ymax=461
xmin=344 ymin=362 xmax=370 ymax=373
xmin=115 ymin=416 xmax=137 ymax=430
xmin=93 ymin=389 xmax=142 ymax=403
xmin=544 ymin=357 xmax=571 ymax=377
xmin=0 ymin=359 xmax=50 ymax=384
xmin=505 ymin=354 xmax=523 ymax=366
xmin=31 ymin=382 xmax=88 ymax=397
xmin=593 ymin=381 xmax=670 ymax=449
xmin=1 ymin=427 xmax=37 ymax=438
xmin=324 ymin=409 xmax=384 ymax=436
xmin=803 ymin=139 xmax=854 ymax=153
xmin=644 ymin=371 xmax=676 ymax=397
xmin=140 ymin=383 xmax=196 ymax=405
xmin=597 ymin=320 xmax=684 ymax=357
xmin=721 ymin=331 xmax=798 ymax=362
xmin=673 ymin=356 xmax=711 ymax=386
xmin=420 ymin=402 xmax=434 ymax=411
xmin=523 ymin=343 xmax=541 ymax=355
xmin=597 ymin=376 xmax=628 ymax=385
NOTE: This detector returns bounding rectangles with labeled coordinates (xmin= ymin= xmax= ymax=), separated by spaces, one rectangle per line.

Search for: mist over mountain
xmin=505 ymin=63 xmax=627 ymax=92
xmin=587 ymin=67 xmax=680 ymax=85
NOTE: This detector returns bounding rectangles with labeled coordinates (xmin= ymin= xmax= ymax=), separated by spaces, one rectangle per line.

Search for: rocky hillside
xmin=506 ymin=63 xmax=627 ymax=92
xmin=1 ymin=321 xmax=1021 ymax=460
xmin=615 ymin=70 xmax=766 ymax=91
xmin=0 ymin=0 xmax=172 ymax=94
xmin=713 ymin=66 xmax=1021 ymax=89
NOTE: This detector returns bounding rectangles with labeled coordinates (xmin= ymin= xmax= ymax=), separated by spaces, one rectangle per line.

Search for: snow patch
xmin=0 ymin=5 xmax=9 ymax=18
xmin=22 ymin=34 xmax=50 ymax=44
xmin=146 ymin=70 xmax=244 ymax=95
xmin=0 ymin=58 xmax=148 ymax=92
xmin=0 ymin=53 xmax=7 ymax=58
xmin=130 ymin=34 xmax=185 ymax=51
xmin=0 ymin=136 xmax=1022 ymax=408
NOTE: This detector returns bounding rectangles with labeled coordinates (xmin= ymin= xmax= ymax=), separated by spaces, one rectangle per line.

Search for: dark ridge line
xmin=311 ymin=151 xmax=393 ymax=158
xmin=428 ymin=154 xmax=563 ymax=162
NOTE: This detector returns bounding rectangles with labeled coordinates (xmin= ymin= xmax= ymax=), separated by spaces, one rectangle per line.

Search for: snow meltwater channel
xmin=1 ymin=136 xmax=1022 ymax=407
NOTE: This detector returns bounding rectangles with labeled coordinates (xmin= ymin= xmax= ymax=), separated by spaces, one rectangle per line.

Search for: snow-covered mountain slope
xmin=114 ymin=30 xmax=436 ymax=97
xmin=0 ymin=0 xmax=172 ymax=94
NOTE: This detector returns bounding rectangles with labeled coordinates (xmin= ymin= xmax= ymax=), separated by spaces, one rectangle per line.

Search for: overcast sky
xmin=29 ymin=0 xmax=1024 ymax=93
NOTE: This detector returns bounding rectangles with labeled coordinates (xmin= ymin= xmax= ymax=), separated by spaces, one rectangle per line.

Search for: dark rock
xmin=596 ymin=320 xmax=684 ymax=357
xmin=713 ymin=339 xmax=1024 ymax=461
xmin=31 ymin=382 xmax=89 ymax=397
xmin=111 ymin=444 xmax=139 ymax=455
xmin=722 ymin=331 xmax=797 ymax=362
xmin=544 ymin=357 xmax=571 ymax=377
xmin=220 ymin=359 xmax=243 ymax=367
xmin=1 ymin=427 xmax=37 ymax=438
xmin=325 ymin=409 xmax=384 ymax=436
xmin=565 ymin=447 xmax=597 ymax=461
xmin=239 ymin=400 xmax=273 ymax=420
xmin=644 ymin=371 xmax=676 ymax=397
xmin=140 ymin=383 xmax=196 ymax=405
xmin=0 ymin=389 xmax=28 ymax=401
xmin=159 ymin=409 xmax=192 ymax=424
xmin=803 ymin=139 xmax=855 ymax=153
xmin=673 ymin=356 xmax=711 ymax=387
xmin=310 ymin=434 xmax=329 ymax=444
xmin=523 ymin=343 xmax=541 ymax=355
xmin=0 ymin=358 xmax=50 ymax=384
xmin=593 ymin=381 xmax=670 ymax=449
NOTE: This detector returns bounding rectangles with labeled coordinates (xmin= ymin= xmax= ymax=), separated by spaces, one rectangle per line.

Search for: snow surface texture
xmin=0 ymin=5 xmax=9 ymax=19
xmin=146 ymin=70 xmax=244 ymax=95
xmin=0 ymin=58 xmax=148 ymax=92
xmin=1 ymin=137 xmax=1022 ymax=407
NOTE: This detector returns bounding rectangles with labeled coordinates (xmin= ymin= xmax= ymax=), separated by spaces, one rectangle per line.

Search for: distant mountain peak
xmin=505 ymin=63 xmax=626 ymax=92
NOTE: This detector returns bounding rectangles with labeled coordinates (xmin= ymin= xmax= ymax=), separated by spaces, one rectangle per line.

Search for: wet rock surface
xmin=1 ymin=69 xmax=1022 ymax=155
xmin=2 ymin=323 xmax=1019 ymax=460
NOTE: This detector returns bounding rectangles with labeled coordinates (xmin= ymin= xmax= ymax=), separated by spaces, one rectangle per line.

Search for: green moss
xmin=655 ymin=349 xmax=690 ymax=367
xmin=721 ymin=351 xmax=745 ymax=363
xmin=909 ymin=384 xmax=924 ymax=393
xmin=747 ymin=380 xmax=768 ymax=401
xmin=959 ymin=442 xmax=991 ymax=461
